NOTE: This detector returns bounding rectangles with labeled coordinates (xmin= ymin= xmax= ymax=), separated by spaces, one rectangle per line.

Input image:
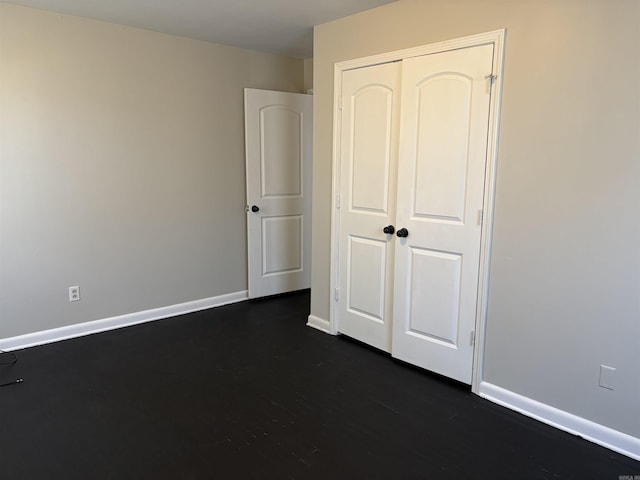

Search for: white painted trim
xmin=335 ymin=29 xmax=507 ymax=72
xmin=471 ymin=29 xmax=507 ymax=394
xmin=306 ymin=314 xmax=334 ymax=334
xmin=329 ymin=30 xmax=507 ymax=385
xmin=0 ymin=291 xmax=248 ymax=352
xmin=327 ymin=61 xmax=343 ymax=336
xmin=479 ymin=382 xmax=640 ymax=461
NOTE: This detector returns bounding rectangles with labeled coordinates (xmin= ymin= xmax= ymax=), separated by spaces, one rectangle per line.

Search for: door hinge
xmin=338 ymin=96 xmax=343 ymax=110
xmin=484 ymin=74 xmax=497 ymax=90
xmin=335 ymin=288 xmax=340 ymax=301
xmin=336 ymin=194 xmax=341 ymax=209
xmin=478 ymin=209 xmax=484 ymax=226
xmin=470 ymin=330 xmax=476 ymax=346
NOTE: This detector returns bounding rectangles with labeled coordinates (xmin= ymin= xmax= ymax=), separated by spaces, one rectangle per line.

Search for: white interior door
xmin=244 ymin=89 xmax=312 ymax=298
xmin=336 ymin=63 xmax=401 ymax=352
xmin=391 ymin=44 xmax=494 ymax=384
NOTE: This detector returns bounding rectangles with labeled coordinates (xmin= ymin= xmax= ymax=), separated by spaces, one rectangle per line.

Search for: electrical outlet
xmin=599 ymin=365 xmax=616 ymax=390
xmin=68 ymin=286 xmax=80 ymax=302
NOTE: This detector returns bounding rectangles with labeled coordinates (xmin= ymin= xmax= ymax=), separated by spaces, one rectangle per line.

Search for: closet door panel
xmin=337 ymin=62 xmax=401 ymax=352
xmin=392 ymin=44 xmax=494 ymax=384
xmin=413 ymin=74 xmax=471 ymax=223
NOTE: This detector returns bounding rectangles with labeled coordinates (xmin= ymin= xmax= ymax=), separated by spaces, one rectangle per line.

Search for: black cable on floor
xmin=0 ymin=349 xmax=22 ymax=388
xmin=0 ymin=349 xmax=18 ymax=366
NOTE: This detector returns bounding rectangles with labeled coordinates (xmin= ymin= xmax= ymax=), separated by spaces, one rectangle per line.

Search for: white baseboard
xmin=306 ymin=314 xmax=333 ymax=334
xmin=479 ymin=381 xmax=640 ymax=461
xmin=0 ymin=290 xmax=248 ymax=352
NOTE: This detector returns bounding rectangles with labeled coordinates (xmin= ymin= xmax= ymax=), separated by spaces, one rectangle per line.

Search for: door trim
xmin=328 ymin=29 xmax=506 ymax=394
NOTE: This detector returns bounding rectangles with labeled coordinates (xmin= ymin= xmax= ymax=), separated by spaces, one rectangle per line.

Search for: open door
xmin=244 ymin=89 xmax=312 ymax=299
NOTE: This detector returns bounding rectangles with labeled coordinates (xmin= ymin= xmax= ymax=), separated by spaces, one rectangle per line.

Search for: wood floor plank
xmin=0 ymin=291 xmax=637 ymax=479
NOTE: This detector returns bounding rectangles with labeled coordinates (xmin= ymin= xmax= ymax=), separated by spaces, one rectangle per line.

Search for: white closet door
xmin=337 ymin=62 xmax=401 ymax=352
xmin=391 ymin=45 xmax=494 ymax=384
xmin=244 ymin=89 xmax=312 ymax=299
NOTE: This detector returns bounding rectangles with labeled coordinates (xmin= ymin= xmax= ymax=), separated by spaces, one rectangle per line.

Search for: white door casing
xmin=245 ymin=89 xmax=312 ymax=299
xmin=328 ymin=30 xmax=505 ymax=389
xmin=391 ymin=44 xmax=494 ymax=384
xmin=336 ymin=62 xmax=401 ymax=352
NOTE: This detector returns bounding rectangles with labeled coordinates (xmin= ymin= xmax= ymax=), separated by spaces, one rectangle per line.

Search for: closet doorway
xmin=330 ymin=31 xmax=505 ymax=386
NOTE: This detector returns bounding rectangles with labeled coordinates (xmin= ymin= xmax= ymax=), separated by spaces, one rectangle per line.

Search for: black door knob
xmin=383 ymin=225 xmax=395 ymax=235
xmin=251 ymin=205 xmax=260 ymax=213
xmin=396 ymin=228 xmax=409 ymax=238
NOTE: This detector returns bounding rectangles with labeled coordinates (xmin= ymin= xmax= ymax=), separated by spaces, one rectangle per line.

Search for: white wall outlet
xmin=599 ymin=365 xmax=616 ymax=390
xmin=68 ymin=286 xmax=80 ymax=302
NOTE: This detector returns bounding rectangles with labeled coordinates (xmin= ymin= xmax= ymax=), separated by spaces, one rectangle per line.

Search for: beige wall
xmin=0 ymin=4 xmax=304 ymax=338
xmin=311 ymin=0 xmax=640 ymax=439
xmin=304 ymin=58 xmax=314 ymax=92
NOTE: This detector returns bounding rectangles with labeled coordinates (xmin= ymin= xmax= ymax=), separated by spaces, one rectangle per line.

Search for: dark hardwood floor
xmin=0 ymin=291 xmax=637 ymax=479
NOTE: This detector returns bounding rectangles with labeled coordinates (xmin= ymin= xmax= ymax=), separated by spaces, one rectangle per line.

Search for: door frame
xmin=328 ymin=29 xmax=506 ymax=394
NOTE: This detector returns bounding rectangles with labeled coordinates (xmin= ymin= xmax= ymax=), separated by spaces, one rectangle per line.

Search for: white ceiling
xmin=4 ymin=0 xmax=397 ymax=58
